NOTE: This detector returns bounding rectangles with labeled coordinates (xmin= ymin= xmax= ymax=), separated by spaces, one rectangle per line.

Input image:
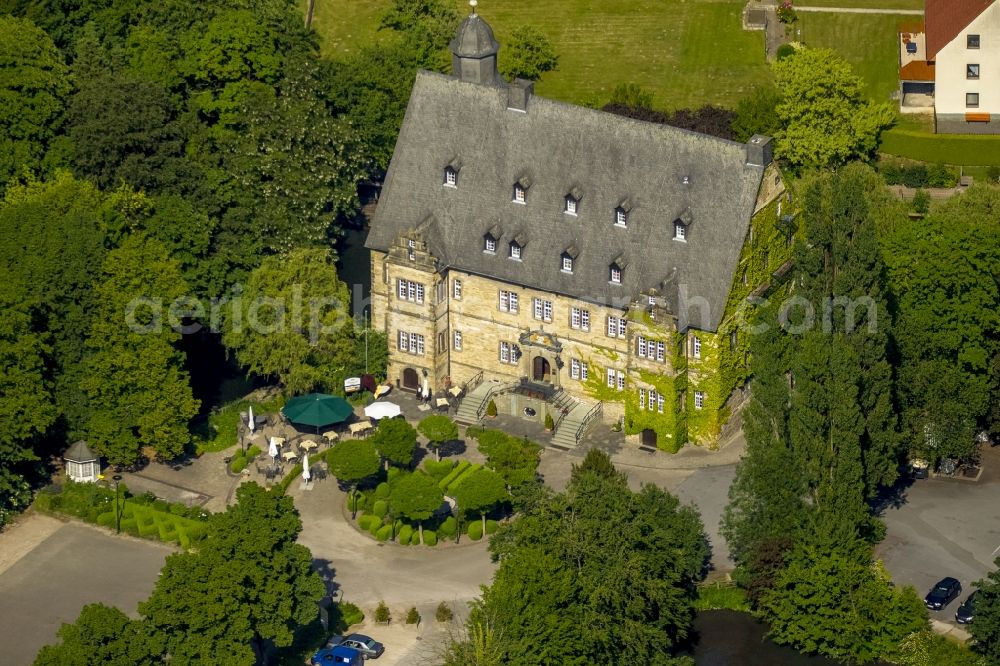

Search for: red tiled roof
xmin=926 ymin=0 xmax=996 ymax=60
xmin=900 ymin=60 xmax=936 ymax=81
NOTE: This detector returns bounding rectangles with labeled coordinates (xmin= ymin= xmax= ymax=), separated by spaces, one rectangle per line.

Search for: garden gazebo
xmin=64 ymin=440 xmax=100 ymax=483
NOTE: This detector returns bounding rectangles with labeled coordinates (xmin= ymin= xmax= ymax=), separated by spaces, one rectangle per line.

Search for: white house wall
xmin=935 ymin=1 xmax=1000 ymax=133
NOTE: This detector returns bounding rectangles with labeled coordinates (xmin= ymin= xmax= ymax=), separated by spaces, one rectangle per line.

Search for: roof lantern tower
xmin=449 ymin=0 xmax=501 ymax=85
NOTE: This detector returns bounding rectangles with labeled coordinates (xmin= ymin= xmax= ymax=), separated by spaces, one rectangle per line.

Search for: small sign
xmin=344 ymin=377 xmax=361 ymax=393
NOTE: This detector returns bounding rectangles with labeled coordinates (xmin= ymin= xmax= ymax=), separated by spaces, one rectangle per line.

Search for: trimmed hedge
xmin=375 ymin=482 xmax=391 ymax=498
xmin=387 ymin=467 xmax=401 ymax=480
xmin=438 ymin=460 xmax=471 ymax=491
xmin=468 ymin=521 xmax=483 ymax=541
xmin=372 ymin=499 xmax=388 ymax=518
xmin=246 ymin=445 xmax=262 ymax=459
xmin=438 ymin=516 xmax=457 ymax=538
xmin=358 ymin=514 xmax=380 ymax=532
xmin=375 ymin=524 xmax=393 ymax=542
xmin=445 ymin=463 xmax=482 ymax=494
xmin=423 ymin=530 xmax=437 ymax=546
xmin=423 ymin=459 xmax=455 ymax=482
xmin=485 ymin=519 xmax=499 ymax=535
xmin=397 ymin=524 xmax=413 ymax=545
xmin=410 ymin=530 xmax=422 ymax=545
xmin=230 ymin=455 xmax=248 ymax=473
xmin=275 ymin=463 xmax=303 ymax=495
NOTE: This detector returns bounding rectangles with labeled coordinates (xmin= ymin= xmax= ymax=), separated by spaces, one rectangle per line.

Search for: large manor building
xmin=366 ymin=10 xmax=796 ymax=450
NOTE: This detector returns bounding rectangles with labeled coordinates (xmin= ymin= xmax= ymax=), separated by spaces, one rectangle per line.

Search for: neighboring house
xmin=365 ymin=9 xmax=795 ymax=450
xmin=899 ymin=0 xmax=1000 ymax=133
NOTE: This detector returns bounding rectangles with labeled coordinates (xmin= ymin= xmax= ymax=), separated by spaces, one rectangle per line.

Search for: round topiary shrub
xmin=438 ymin=516 xmax=457 ymax=538
xmin=372 ymin=499 xmax=388 ymax=518
xmin=423 ymin=530 xmax=437 ymax=546
xmin=387 ymin=467 xmax=400 ymax=480
xmin=468 ymin=521 xmax=483 ymax=541
xmin=397 ymin=524 xmax=413 ymax=545
xmin=435 ymin=602 xmax=454 ymax=623
xmin=375 ymin=482 xmax=391 ymax=498
xmin=375 ymin=524 xmax=393 ymax=541
xmin=776 ymin=43 xmax=796 ymax=60
xmin=406 ymin=607 xmax=421 ymax=624
xmin=485 ymin=519 xmax=499 ymax=535
xmin=358 ymin=514 xmax=378 ymax=532
xmin=410 ymin=530 xmax=422 ymax=545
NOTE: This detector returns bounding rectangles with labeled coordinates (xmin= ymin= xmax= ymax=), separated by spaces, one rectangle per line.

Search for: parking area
xmin=0 ymin=516 xmax=172 ymax=665
xmin=877 ymin=445 xmax=1000 ymax=627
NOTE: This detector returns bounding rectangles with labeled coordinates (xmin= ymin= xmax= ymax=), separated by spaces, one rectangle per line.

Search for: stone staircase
xmin=454 ymin=381 xmax=499 ymax=425
xmin=550 ymin=400 xmax=598 ymax=450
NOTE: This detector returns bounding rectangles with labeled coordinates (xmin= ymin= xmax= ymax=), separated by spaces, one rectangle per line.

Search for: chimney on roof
xmin=507 ymin=78 xmax=534 ymax=112
xmin=745 ymin=134 xmax=773 ymax=167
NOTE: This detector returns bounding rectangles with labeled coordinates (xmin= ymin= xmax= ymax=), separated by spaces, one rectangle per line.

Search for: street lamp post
xmin=112 ymin=474 xmax=123 ymax=534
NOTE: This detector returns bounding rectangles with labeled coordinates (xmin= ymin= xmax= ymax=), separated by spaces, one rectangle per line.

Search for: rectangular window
xmin=618 ymin=318 xmax=627 ymax=337
xmin=453 ymin=279 xmax=462 ymax=300
xmin=617 ymin=371 xmax=625 ymax=391
xmin=485 ymin=237 xmax=496 ymax=253
xmin=500 ymin=341 xmax=510 ymax=363
xmin=398 ymin=330 xmax=408 ymax=352
xmin=675 ymin=223 xmax=686 ymax=240
xmin=532 ymin=298 xmax=552 ymax=322
xmin=694 ymin=391 xmax=705 ymax=410
xmin=565 ymin=198 xmax=577 ymax=215
xmin=510 ymin=244 xmax=522 ymax=260
xmin=444 ymin=168 xmax=457 ymax=186
xmin=437 ymin=331 xmax=446 ymax=353
xmin=581 ymin=309 xmax=590 ymax=331
xmin=397 ymin=279 xmax=406 ymax=299
xmin=509 ymin=292 xmax=518 ymax=313
xmin=533 ymin=298 xmax=542 ymax=320
xmin=580 ymin=362 xmax=588 ymax=381
xmin=416 ymin=283 xmax=424 ymax=303
xmin=499 ymin=290 xmax=519 ymax=313
xmin=570 ymin=358 xmax=580 ymax=380
xmin=562 ymin=256 xmax=573 ymax=272
xmin=657 ymin=394 xmax=665 ymax=413
xmin=967 ymin=92 xmax=980 ymax=108
xmin=411 ymin=333 xmax=424 ymax=355
xmin=639 ymin=388 xmax=646 ymax=410
xmin=453 ymin=330 xmax=462 ymax=351
xmin=606 ymin=368 xmax=615 ymax=388
xmin=968 ymin=34 xmax=980 ymax=49
xmin=407 ymin=281 xmax=416 ymax=301
xmin=513 ymin=185 xmax=526 ymax=203
xmin=571 ymin=307 xmax=590 ymax=331
xmin=616 ymin=209 xmax=627 ymax=227
xmin=656 ymin=341 xmax=665 ymax=362
xmin=693 ymin=336 xmax=702 ymax=359
xmin=638 ymin=335 xmax=647 ymax=358
xmin=543 ymin=300 xmax=552 ymax=322
xmin=968 ymin=63 xmax=980 ymax=79
xmin=396 ymin=279 xmax=425 ymax=304
xmin=607 ymin=316 xmax=616 ymax=336
xmin=610 ymin=266 xmax=622 ymax=284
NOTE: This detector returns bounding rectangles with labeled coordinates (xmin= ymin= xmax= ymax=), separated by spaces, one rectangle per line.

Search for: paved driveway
xmin=877 ymin=447 xmax=1000 ymax=625
xmin=0 ymin=516 xmax=172 ymax=666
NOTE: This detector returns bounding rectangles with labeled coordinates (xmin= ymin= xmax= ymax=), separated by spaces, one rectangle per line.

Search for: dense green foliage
xmin=417 ymin=414 xmax=458 ymax=460
xmin=372 ymin=417 xmax=418 ymax=467
xmin=34 ymin=603 xmax=163 ymax=666
xmin=971 ymin=558 xmax=1000 ymax=663
xmin=450 ymin=451 xmax=707 ymax=664
xmin=452 ymin=467 xmax=508 ymax=531
xmin=499 ymin=24 xmax=558 ymax=82
xmin=387 ymin=470 xmax=443 ymax=542
xmin=467 ymin=427 xmax=541 ymax=487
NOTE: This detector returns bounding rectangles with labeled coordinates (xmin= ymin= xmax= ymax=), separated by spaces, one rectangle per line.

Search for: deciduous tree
xmin=326 ymin=439 xmax=381 ymax=517
xmin=34 ymin=603 xmax=162 ymax=666
xmin=418 ymin=414 xmax=458 ymax=461
xmin=389 ymin=470 xmax=442 ymax=543
xmin=971 ymin=557 xmax=1000 ymax=663
xmin=372 ymin=417 xmax=418 ymax=468
xmin=499 ymin=25 xmax=558 ymax=82
xmin=452 ymin=467 xmax=508 ymax=532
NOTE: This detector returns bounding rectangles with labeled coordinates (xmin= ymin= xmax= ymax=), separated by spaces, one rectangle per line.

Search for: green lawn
xmin=795 ymin=12 xmax=911 ymax=102
xmin=794 ymin=0 xmax=922 ymax=8
xmin=880 ymin=127 xmax=1000 ymax=166
xmin=307 ymin=0 xmax=771 ymax=110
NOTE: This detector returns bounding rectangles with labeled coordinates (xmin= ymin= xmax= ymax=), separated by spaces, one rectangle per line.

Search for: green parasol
xmin=282 ymin=393 xmax=353 ymax=428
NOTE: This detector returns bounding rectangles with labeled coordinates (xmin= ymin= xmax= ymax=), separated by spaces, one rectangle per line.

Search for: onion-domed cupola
xmin=449 ymin=0 xmax=501 ymax=85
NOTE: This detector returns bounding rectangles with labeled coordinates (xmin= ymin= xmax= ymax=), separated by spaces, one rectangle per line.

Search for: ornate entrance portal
xmin=532 ymin=356 xmax=551 ymax=382
xmin=402 ymin=367 xmax=419 ymax=390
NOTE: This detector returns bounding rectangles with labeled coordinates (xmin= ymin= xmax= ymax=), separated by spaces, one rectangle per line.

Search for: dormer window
xmin=562 ymin=256 xmax=573 ymax=272
xmin=512 ymin=175 xmax=531 ymax=204
xmin=510 ymin=242 xmax=522 ymax=260
xmin=610 ymin=254 xmax=627 ymax=284
xmin=444 ymin=167 xmax=457 ymax=187
xmin=674 ymin=222 xmax=686 ymax=241
xmin=484 ymin=236 xmax=497 ymax=253
xmin=610 ymin=266 xmax=622 ymax=283
xmin=564 ymin=186 xmax=582 ymax=216
xmin=615 ymin=208 xmax=627 ymax=227
xmin=561 ymin=245 xmax=578 ymax=274
xmin=565 ymin=197 xmax=577 ymax=215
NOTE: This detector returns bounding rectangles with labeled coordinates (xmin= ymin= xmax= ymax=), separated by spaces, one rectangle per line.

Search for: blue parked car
xmin=311 ymin=645 xmax=363 ymax=666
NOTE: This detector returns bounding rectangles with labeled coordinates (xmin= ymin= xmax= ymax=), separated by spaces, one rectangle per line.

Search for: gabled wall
xmin=935 ymin=1 xmax=1000 ymax=133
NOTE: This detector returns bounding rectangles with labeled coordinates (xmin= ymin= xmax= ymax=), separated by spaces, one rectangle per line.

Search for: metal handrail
xmin=465 ymin=370 xmax=484 ymax=393
xmin=474 ymin=381 xmax=518 ymax=420
xmin=574 ymin=401 xmax=603 ymax=444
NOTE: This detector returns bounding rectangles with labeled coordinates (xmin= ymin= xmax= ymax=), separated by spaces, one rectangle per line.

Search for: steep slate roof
xmin=366 ymin=71 xmax=766 ymax=332
xmin=926 ymin=0 xmax=996 ymax=60
xmin=65 ymin=440 xmax=97 ymax=462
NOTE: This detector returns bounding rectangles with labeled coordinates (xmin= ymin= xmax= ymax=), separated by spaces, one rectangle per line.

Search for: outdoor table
xmin=374 ymin=384 xmax=391 ymax=399
xmin=448 ymin=387 xmax=463 ymax=397
xmin=272 ymin=437 xmax=286 ymax=447
xmin=349 ymin=420 xmax=373 ymax=437
xmin=299 ymin=439 xmax=318 ymax=452
xmin=435 ymin=397 xmax=450 ymax=410
xmin=281 ymin=451 xmax=297 ymax=462
xmin=322 ymin=430 xmax=339 ymax=443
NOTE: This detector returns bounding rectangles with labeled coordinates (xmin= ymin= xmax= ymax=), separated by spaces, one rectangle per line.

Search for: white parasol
xmin=422 ymin=376 xmax=431 ymax=401
xmin=268 ymin=436 xmax=279 ymax=459
xmin=302 ymin=452 xmax=311 ymax=483
xmin=364 ymin=401 xmax=402 ymax=420
xmin=248 ymin=405 xmax=256 ymax=434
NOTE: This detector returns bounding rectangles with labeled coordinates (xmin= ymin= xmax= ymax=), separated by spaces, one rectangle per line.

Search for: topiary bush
xmin=486 ymin=399 xmax=497 ymax=417
xmin=229 ymin=455 xmax=248 ymax=473
xmin=372 ymin=499 xmax=388 ymax=518
xmin=485 ymin=519 xmax=499 ymax=535
xmin=406 ymin=607 xmax=421 ymax=624
xmin=410 ymin=530 xmax=422 ymax=545
xmin=375 ymin=600 xmax=391 ymax=624
xmin=423 ymin=530 xmax=437 ymax=546
xmin=358 ymin=514 xmax=379 ymax=532
xmin=339 ymin=601 xmax=364 ymax=627
xmin=438 ymin=516 xmax=457 ymax=538
xmin=435 ymin=602 xmax=454 ymax=623
xmin=375 ymin=482 xmax=391 ymax=498
xmin=438 ymin=460 xmax=470 ymax=490
xmin=387 ymin=467 xmax=400 ymax=480
xmin=911 ymin=189 xmax=931 ymax=215
xmin=467 ymin=521 xmax=483 ymax=541
xmin=375 ymin=524 xmax=393 ymax=542
xmin=423 ymin=459 xmax=455 ymax=482
xmin=397 ymin=524 xmax=413 ymax=545
xmin=776 ymin=43 xmax=796 ymax=60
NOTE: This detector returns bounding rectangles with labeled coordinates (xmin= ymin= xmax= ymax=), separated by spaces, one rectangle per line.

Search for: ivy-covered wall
xmin=686 ymin=330 xmax=725 ymax=446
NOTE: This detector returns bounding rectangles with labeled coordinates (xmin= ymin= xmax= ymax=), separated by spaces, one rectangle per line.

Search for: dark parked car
xmin=311 ymin=646 xmax=363 ymax=666
xmin=327 ymin=633 xmax=385 ymax=659
xmin=956 ymin=591 xmax=978 ymax=624
xmin=925 ymin=577 xmax=962 ymax=610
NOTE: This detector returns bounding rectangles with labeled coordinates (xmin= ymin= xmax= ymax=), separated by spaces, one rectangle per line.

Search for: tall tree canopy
xmin=499 ymin=25 xmax=558 ymax=82
xmin=140 ymin=483 xmax=325 ymax=663
xmin=773 ymin=48 xmax=894 ymax=170
xmin=372 ymin=417 xmax=418 ymax=468
xmin=222 ymin=248 xmax=355 ymax=395
xmin=34 ymin=603 xmax=163 ymax=666
xmin=81 ymin=235 xmax=199 ymax=464
xmin=454 ymin=451 xmax=707 ymax=664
